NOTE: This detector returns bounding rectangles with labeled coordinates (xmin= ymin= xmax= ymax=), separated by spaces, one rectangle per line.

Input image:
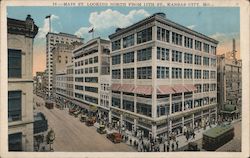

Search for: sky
xmin=7 ymin=7 xmax=240 ymax=75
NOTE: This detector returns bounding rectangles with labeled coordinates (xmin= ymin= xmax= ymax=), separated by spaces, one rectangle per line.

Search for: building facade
xmin=7 ymin=15 xmax=38 ymax=151
xmin=217 ymin=54 xmax=242 ymax=120
xmin=73 ymin=37 xmax=111 ymax=121
xmin=34 ymin=71 xmax=45 ymax=97
xmin=46 ymin=32 xmax=83 ymax=98
xmin=109 ymin=13 xmax=218 ymax=138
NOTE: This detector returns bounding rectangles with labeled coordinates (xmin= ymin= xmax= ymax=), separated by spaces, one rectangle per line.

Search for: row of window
xmin=75 ymin=77 xmax=98 ymax=83
xmin=75 ymin=67 xmax=98 ymax=74
xmin=112 ymin=47 xmax=216 ymax=66
xmin=195 ymin=83 xmax=217 ymax=93
xmin=75 ymin=56 xmax=98 ymax=67
xmin=112 ymin=67 xmax=216 ymax=80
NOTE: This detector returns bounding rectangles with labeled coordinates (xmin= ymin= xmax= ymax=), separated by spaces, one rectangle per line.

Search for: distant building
xmin=55 ymin=70 xmax=67 ymax=109
xmin=7 ymin=15 xmax=38 ymax=151
xmin=217 ymin=54 xmax=242 ymax=120
xmin=109 ymin=13 xmax=218 ymax=138
xmin=34 ymin=71 xmax=45 ymax=97
xmin=45 ymin=32 xmax=83 ymax=98
xmin=73 ymin=37 xmax=111 ymax=121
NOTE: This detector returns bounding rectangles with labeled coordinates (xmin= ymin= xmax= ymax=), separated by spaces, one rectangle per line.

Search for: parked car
xmin=69 ymin=107 xmax=77 ymax=115
xmin=184 ymin=142 xmax=200 ymax=151
xmin=73 ymin=110 xmax=82 ymax=118
xmin=106 ymin=132 xmax=122 ymax=143
xmin=79 ymin=114 xmax=87 ymax=122
xmin=97 ymin=125 xmax=106 ymax=134
xmin=85 ymin=117 xmax=96 ymax=126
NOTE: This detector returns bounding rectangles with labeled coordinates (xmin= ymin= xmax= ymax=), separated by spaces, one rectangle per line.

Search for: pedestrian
xmin=130 ymin=139 xmax=132 ymax=145
xmin=171 ymin=142 xmax=175 ymax=151
xmin=163 ymin=143 xmax=166 ymax=152
xmin=176 ymin=140 xmax=179 ymax=150
xmin=192 ymin=131 xmax=196 ymax=139
xmin=186 ymin=131 xmax=189 ymax=141
xmin=167 ymin=144 xmax=170 ymax=152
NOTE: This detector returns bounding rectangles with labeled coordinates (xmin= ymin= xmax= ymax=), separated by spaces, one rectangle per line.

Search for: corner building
xmin=109 ymin=13 xmax=218 ymax=138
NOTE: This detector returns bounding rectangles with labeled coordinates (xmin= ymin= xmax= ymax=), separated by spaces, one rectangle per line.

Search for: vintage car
xmin=45 ymin=100 xmax=54 ymax=109
xmin=68 ymin=108 xmax=78 ymax=115
xmin=79 ymin=114 xmax=87 ymax=122
xmin=106 ymin=132 xmax=122 ymax=143
xmin=73 ymin=110 xmax=82 ymax=118
xmin=97 ymin=125 xmax=107 ymax=134
xmin=184 ymin=142 xmax=200 ymax=151
xmin=85 ymin=117 xmax=96 ymax=126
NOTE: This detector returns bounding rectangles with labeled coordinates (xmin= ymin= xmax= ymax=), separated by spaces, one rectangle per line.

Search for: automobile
xmin=79 ymin=114 xmax=87 ymax=122
xmin=69 ymin=108 xmax=77 ymax=115
xmin=73 ymin=110 xmax=82 ymax=118
xmin=97 ymin=125 xmax=107 ymax=134
xmin=85 ymin=117 xmax=96 ymax=126
xmin=184 ymin=142 xmax=200 ymax=151
xmin=45 ymin=100 xmax=54 ymax=109
xmin=106 ymin=132 xmax=122 ymax=143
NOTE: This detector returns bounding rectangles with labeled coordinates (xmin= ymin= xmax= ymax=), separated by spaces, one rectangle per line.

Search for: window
xmin=184 ymin=37 xmax=193 ymax=48
xmin=195 ymin=40 xmax=202 ymax=51
xmin=194 ymin=55 xmax=202 ymax=65
xmin=85 ymin=77 xmax=98 ymax=83
xmin=157 ymin=27 xmax=170 ymax=42
xmin=184 ymin=100 xmax=193 ymax=110
xmin=203 ymin=57 xmax=210 ymax=66
xmin=94 ymin=56 xmax=98 ymax=63
xmin=123 ymin=100 xmax=134 ymax=112
xmin=123 ymin=34 xmax=134 ymax=48
xmin=209 ymin=71 xmax=216 ymax=80
xmin=123 ymin=68 xmax=134 ymax=79
xmin=94 ymin=67 xmax=98 ymax=73
xmin=157 ymin=66 xmax=169 ymax=79
xmin=172 ymin=32 xmax=182 ymax=46
xmin=211 ymin=58 xmax=216 ymax=67
xmin=89 ymin=58 xmax=93 ymax=64
xmin=184 ymin=69 xmax=193 ymax=79
xmin=137 ymin=27 xmax=152 ymax=44
xmin=211 ymin=46 xmax=216 ymax=55
xmin=85 ymin=68 xmax=88 ymax=74
xmin=112 ymin=54 xmax=121 ymax=65
xmin=9 ymin=133 xmax=22 ymax=151
xmin=194 ymin=70 xmax=202 ymax=79
xmin=75 ymin=85 xmax=84 ymax=90
xmin=112 ymin=39 xmax=121 ymax=51
xmin=8 ymin=49 xmax=22 ymax=78
xmin=136 ymin=103 xmax=151 ymax=117
xmin=75 ymin=77 xmax=84 ymax=82
xmin=172 ymin=50 xmax=182 ymax=63
xmin=203 ymin=84 xmax=209 ymax=92
xmin=137 ymin=67 xmax=152 ymax=79
xmin=123 ymin=51 xmax=134 ymax=64
xmin=171 ymin=102 xmax=182 ymax=113
xmin=157 ymin=104 xmax=170 ymax=117
xmin=85 ymin=86 xmax=98 ymax=93
xmin=184 ymin=53 xmax=193 ymax=64
xmin=85 ymin=95 xmax=98 ymax=104
xmin=210 ymin=84 xmax=216 ymax=91
xmin=137 ymin=47 xmax=152 ymax=61
xmin=194 ymin=99 xmax=202 ymax=107
xmin=195 ymin=84 xmax=202 ymax=93
xmin=85 ymin=59 xmax=88 ymax=65
xmin=172 ymin=67 xmax=182 ymax=79
xmin=157 ymin=47 xmax=169 ymax=61
xmin=112 ymin=69 xmax=121 ymax=79
xmin=203 ymin=43 xmax=209 ymax=53
xmin=112 ymin=97 xmax=121 ymax=108
xmin=75 ymin=93 xmax=84 ymax=99
xmin=8 ymin=91 xmax=22 ymax=122
xmin=203 ymin=70 xmax=209 ymax=79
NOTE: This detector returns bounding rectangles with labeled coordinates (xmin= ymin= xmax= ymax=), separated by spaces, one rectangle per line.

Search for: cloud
xmin=187 ymin=25 xmax=196 ymax=30
xmin=36 ymin=14 xmax=60 ymax=39
xmin=74 ymin=9 xmax=150 ymax=41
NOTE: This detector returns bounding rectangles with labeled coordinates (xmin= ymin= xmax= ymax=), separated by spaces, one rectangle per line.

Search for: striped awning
xmin=172 ymin=85 xmax=188 ymax=93
xmin=157 ymin=85 xmax=175 ymax=94
xmin=111 ymin=84 xmax=121 ymax=91
xmin=185 ymin=84 xmax=197 ymax=92
xmin=133 ymin=85 xmax=152 ymax=95
xmin=120 ymin=84 xmax=135 ymax=93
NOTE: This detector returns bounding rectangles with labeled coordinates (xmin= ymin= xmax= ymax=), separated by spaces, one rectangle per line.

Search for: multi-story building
xmin=55 ymin=70 xmax=67 ymax=109
xmin=217 ymin=54 xmax=242 ymax=120
xmin=34 ymin=71 xmax=45 ymax=97
xmin=65 ymin=63 xmax=75 ymax=108
xmin=109 ymin=13 xmax=218 ymax=138
xmin=7 ymin=15 xmax=38 ymax=151
xmin=73 ymin=37 xmax=111 ymax=121
xmin=46 ymin=32 xmax=83 ymax=98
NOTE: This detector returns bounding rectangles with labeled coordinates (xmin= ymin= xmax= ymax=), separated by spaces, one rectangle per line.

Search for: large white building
xmin=7 ymin=15 xmax=38 ymax=151
xmin=109 ymin=13 xmax=218 ymax=138
xmin=72 ymin=37 xmax=111 ymax=121
xmin=45 ymin=32 xmax=83 ymax=98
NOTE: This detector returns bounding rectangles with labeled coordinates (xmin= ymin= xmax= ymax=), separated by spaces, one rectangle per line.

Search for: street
xmin=34 ymin=95 xmax=135 ymax=152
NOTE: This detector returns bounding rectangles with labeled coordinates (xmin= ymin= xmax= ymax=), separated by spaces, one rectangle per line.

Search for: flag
xmin=45 ymin=15 xmax=51 ymax=19
xmin=88 ymin=27 xmax=94 ymax=33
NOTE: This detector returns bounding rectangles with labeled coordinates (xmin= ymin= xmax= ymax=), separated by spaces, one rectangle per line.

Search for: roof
xmin=203 ymin=125 xmax=234 ymax=138
xmin=109 ymin=13 xmax=218 ymax=44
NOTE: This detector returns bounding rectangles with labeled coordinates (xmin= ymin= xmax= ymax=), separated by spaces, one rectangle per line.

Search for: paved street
xmin=33 ymin=95 xmax=135 ymax=152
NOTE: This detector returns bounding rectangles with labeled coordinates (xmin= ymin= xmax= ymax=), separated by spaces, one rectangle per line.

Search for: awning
xmin=172 ymin=85 xmax=188 ymax=93
xmin=120 ymin=84 xmax=135 ymax=93
xmin=71 ymin=100 xmax=89 ymax=110
xmin=157 ymin=85 xmax=175 ymax=94
xmin=184 ymin=84 xmax=197 ymax=92
xmin=111 ymin=84 xmax=121 ymax=91
xmin=133 ymin=85 xmax=152 ymax=95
